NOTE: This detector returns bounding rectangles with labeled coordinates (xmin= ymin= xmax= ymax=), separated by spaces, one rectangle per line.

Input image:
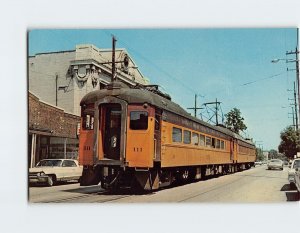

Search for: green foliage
xmin=256 ymin=148 xmax=264 ymax=161
xmin=278 ymin=126 xmax=300 ymax=159
xmin=225 ymin=108 xmax=247 ymax=134
xmin=268 ymin=149 xmax=278 ymax=159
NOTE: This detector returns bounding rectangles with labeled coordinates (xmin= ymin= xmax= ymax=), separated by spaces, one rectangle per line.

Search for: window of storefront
xmin=49 ymin=137 xmax=79 ymax=159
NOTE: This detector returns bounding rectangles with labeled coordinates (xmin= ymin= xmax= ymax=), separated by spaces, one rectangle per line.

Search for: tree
xmin=278 ymin=126 xmax=300 ymax=159
xmin=256 ymin=148 xmax=264 ymax=161
xmin=268 ymin=149 xmax=278 ymax=159
xmin=224 ymin=108 xmax=247 ymax=134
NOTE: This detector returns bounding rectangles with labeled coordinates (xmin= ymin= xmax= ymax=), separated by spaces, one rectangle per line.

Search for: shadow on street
xmin=281 ymin=184 xmax=299 ymax=201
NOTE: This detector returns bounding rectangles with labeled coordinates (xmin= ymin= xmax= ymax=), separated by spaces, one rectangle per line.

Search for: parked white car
xmin=267 ymin=159 xmax=284 ymax=170
xmin=29 ymin=159 xmax=83 ymax=186
xmin=288 ymin=158 xmax=300 ymax=189
xmin=294 ymin=160 xmax=300 ymax=192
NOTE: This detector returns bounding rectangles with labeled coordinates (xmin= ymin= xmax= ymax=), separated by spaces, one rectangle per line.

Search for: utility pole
xmin=55 ymin=74 xmax=58 ymax=106
xmin=187 ymin=94 xmax=203 ymax=118
xmin=112 ymin=36 xmax=117 ymax=82
xmin=286 ymin=28 xmax=299 ymax=128
xmin=289 ymin=106 xmax=295 ymax=129
xmin=293 ymin=81 xmax=299 ymax=130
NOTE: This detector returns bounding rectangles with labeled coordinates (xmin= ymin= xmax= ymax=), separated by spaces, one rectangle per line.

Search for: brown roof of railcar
xmin=81 ymin=82 xmax=255 ymax=148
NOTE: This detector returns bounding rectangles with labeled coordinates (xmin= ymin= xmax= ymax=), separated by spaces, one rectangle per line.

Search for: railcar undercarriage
xmin=80 ymin=162 xmax=254 ymax=191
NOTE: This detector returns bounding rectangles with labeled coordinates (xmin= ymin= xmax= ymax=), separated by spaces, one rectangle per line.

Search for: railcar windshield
xmin=82 ymin=105 xmax=94 ymax=130
xmin=130 ymin=111 xmax=148 ymax=130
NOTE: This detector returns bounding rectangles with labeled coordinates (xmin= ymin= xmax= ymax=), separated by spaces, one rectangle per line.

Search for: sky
xmin=28 ymin=28 xmax=298 ymax=150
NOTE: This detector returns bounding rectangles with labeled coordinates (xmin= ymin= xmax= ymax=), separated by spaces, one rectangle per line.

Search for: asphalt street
xmin=29 ymin=165 xmax=299 ymax=203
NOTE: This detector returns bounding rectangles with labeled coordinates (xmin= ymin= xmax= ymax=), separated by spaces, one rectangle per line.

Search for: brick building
xmin=28 ymin=44 xmax=149 ymax=167
xmin=29 ymin=92 xmax=80 ymax=167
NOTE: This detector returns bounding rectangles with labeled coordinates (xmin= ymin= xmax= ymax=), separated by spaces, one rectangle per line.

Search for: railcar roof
xmin=81 ymin=82 xmax=254 ymax=147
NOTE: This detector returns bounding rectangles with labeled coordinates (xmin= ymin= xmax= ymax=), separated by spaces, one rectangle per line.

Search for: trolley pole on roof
xmin=215 ymin=98 xmax=218 ymax=125
xmin=203 ymin=99 xmax=222 ymax=125
xmin=187 ymin=94 xmax=203 ymax=118
xmin=112 ymin=36 xmax=117 ymax=82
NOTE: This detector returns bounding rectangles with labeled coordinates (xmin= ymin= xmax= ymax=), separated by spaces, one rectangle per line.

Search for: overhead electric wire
xmin=240 ymin=72 xmax=285 ymax=86
xmin=102 ymin=31 xmax=288 ymax=123
xmin=103 ymin=30 xmax=199 ymax=95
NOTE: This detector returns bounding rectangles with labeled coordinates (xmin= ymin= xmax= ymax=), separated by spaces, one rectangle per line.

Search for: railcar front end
xmin=79 ymin=83 xmax=160 ymax=190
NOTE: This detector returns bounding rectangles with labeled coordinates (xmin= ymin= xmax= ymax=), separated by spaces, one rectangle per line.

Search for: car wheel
xmin=47 ymin=175 xmax=56 ymax=187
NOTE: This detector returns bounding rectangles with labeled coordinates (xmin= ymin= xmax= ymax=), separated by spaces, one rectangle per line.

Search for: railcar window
xmin=192 ymin=132 xmax=199 ymax=145
xmin=212 ymin=138 xmax=216 ymax=148
xmin=216 ymin=139 xmax=221 ymax=149
xmin=82 ymin=114 xmax=94 ymax=130
xmin=130 ymin=111 xmax=148 ymax=130
xmin=172 ymin=127 xmax=182 ymax=142
xmin=183 ymin=130 xmax=191 ymax=144
xmin=199 ymin=134 xmax=205 ymax=146
xmin=221 ymin=140 xmax=225 ymax=149
xmin=206 ymin=136 xmax=212 ymax=147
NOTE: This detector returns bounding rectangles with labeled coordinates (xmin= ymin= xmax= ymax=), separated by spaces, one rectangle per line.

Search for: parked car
xmin=295 ymin=166 xmax=300 ymax=192
xmin=267 ymin=159 xmax=284 ymax=170
xmin=288 ymin=159 xmax=300 ymax=189
xmin=255 ymin=161 xmax=262 ymax=166
xmin=29 ymin=159 xmax=83 ymax=186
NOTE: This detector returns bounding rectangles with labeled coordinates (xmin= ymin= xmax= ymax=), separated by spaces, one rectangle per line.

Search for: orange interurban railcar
xmin=79 ymin=82 xmax=256 ymax=190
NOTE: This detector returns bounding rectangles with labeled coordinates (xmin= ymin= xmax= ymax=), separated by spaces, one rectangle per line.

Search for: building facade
xmin=29 ymin=44 xmax=149 ymax=116
xmin=29 ymin=92 xmax=80 ymax=167
xmin=28 ymin=44 xmax=149 ymax=167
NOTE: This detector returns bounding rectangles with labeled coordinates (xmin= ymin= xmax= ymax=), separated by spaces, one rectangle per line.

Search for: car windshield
xmin=36 ymin=160 xmax=62 ymax=167
xmin=293 ymin=160 xmax=300 ymax=168
xmin=270 ymin=159 xmax=281 ymax=163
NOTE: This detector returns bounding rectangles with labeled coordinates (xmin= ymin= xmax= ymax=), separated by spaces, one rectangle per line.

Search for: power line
xmin=102 ymin=30 xmax=287 ymax=107
xmin=103 ymin=30 xmax=199 ymax=95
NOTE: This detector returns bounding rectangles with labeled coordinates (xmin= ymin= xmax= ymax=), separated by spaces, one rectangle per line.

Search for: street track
xmin=29 ymin=166 xmax=298 ymax=203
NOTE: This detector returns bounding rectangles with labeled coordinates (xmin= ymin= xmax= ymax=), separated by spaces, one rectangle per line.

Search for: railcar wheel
xmin=176 ymin=168 xmax=195 ymax=184
xmin=182 ymin=170 xmax=189 ymax=180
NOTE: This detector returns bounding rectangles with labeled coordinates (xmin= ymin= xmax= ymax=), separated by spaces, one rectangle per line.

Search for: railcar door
xmin=126 ymin=105 xmax=155 ymax=168
xmin=154 ymin=109 xmax=162 ymax=161
xmin=102 ymin=104 xmax=122 ymax=160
